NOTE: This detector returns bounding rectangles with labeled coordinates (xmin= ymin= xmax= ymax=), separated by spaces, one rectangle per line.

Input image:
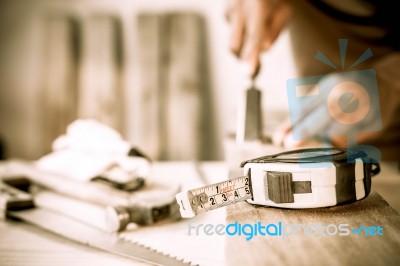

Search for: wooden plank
xmin=161 ymin=14 xmax=204 ymax=160
xmin=135 ymin=14 xmax=162 ymax=159
xmin=226 ymin=165 xmax=400 ymax=266
xmin=372 ymin=162 xmax=400 ymax=213
xmin=135 ymin=13 xmax=220 ymax=160
xmin=78 ymin=16 xmax=123 ymax=133
xmin=0 ymin=221 xmax=147 ymax=266
xmin=40 ymin=16 xmax=79 ymax=154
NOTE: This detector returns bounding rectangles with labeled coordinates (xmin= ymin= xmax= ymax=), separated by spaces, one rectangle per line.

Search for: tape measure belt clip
xmin=240 ymin=148 xmax=367 ymax=166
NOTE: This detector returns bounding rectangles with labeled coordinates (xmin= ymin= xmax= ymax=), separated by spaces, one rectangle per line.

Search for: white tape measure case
xmin=242 ymin=148 xmax=379 ymax=209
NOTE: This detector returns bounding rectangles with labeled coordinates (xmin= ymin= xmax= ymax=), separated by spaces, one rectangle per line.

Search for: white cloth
xmin=37 ymin=119 xmax=149 ymax=182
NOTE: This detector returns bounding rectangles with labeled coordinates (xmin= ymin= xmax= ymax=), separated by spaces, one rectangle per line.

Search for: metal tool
xmin=1 ymin=160 xmax=133 ymax=206
xmin=0 ymin=179 xmax=192 ymax=266
xmin=236 ymin=78 xmax=262 ymax=143
xmin=91 ymin=147 xmax=150 ymax=192
xmin=106 ymin=198 xmax=181 ymax=232
xmin=176 ymin=148 xmax=380 ymax=218
xmin=1 ymin=161 xmax=181 ymax=231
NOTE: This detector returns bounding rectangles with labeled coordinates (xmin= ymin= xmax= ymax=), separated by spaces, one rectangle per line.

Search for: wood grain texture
xmin=226 ymin=166 xmax=400 ymax=266
xmin=161 ymin=13 xmax=219 ymax=160
xmin=0 ymin=220 xmax=148 ymax=266
xmin=161 ymin=13 xmax=202 ymax=160
xmin=135 ymin=12 xmax=220 ymax=161
xmin=41 ymin=17 xmax=79 ymax=154
xmin=78 ymin=16 xmax=123 ymax=133
xmin=136 ymin=14 xmax=163 ymax=159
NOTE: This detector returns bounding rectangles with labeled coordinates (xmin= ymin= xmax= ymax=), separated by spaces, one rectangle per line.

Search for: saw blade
xmin=7 ymin=208 xmax=193 ymax=266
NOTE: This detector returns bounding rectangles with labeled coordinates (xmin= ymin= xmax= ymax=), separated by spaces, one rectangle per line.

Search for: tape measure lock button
xmin=266 ymin=172 xmax=294 ymax=204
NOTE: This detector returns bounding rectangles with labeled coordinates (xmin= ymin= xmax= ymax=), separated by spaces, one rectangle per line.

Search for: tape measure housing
xmin=244 ymin=158 xmax=370 ymax=208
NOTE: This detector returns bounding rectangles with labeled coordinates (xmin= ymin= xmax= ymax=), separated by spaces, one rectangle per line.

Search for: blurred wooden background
xmin=0 ymin=1 xmax=222 ymax=161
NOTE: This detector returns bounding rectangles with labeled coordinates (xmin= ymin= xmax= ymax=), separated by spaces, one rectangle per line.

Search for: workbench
xmin=0 ymin=160 xmax=399 ymax=266
xmin=226 ymin=170 xmax=400 ymax=266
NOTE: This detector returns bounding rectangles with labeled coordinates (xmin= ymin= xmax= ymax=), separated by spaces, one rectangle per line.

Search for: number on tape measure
xmin=185 ymin=176 xmax=252 ymax=216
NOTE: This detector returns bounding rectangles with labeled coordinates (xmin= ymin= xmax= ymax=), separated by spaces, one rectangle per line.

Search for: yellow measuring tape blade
xmin=175 ymin=176 xmax=252 ymax=218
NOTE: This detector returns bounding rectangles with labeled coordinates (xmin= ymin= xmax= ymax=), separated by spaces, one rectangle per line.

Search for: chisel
xmin=236 ymin=78 xmax=263 ymax=143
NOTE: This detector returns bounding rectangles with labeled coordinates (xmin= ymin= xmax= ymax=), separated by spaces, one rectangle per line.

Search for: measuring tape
xmin=176 ymin=148 xmax=380 ymax=218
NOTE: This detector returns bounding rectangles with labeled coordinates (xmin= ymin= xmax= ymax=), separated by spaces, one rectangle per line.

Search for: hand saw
xmin=0 ymin=178 xmax=192 ymax=266
xmin=176 ymin=148 xmax=380 ymax=218
xmin=0 ymin=160 xmax=181 ymax=232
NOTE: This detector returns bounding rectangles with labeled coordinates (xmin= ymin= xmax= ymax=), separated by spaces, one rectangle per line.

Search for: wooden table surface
xmin=224 ymin=142 xmax=400 ymax=266
xmin=0 ymin=220 xmax=149 ymax=266
xmin=1 ymin=160 xmax=400 ymax=266
xmin=226 ymin=189 xmax=400 ymax=266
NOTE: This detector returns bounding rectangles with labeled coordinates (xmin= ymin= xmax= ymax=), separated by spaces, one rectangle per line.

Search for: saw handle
xmin=105 ymin=200 xmax=181 ymax=232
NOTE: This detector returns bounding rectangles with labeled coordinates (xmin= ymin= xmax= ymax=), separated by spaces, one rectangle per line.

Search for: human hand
xmin=272 ymin=73 xmax=381 ymax=148
xmin=227 ymin=0 xmax=292 ymax=78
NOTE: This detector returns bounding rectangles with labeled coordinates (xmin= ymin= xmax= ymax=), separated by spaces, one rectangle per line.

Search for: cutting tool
xmin=0 ymin=177 xmax=192 ymax=266
xmin=236 ymin=78 xmax=262 ymax=143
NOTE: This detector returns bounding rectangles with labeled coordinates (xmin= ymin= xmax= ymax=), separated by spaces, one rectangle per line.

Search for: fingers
xmin=273 ymin=118 xmax=324 ymax=148
xmin=272 ymin=118 xmax=291 ymax=146
xmin=274 ymin=113 xmax=380 ymax=150
xmin=227 ymin=0 xmax=292 ymax=78
xmin=261 ymin=3 xmax=292 ymax=51
xmin=274 ymin=105 xmax=331 ymax=148
xmin=239 ymin=0 xmax=269 ymax=78
xmin=330 ymin=135 xmax=348 ymax=148
xmin=229 ymin=0 xmax=246 ymax=57
xmin=283 ymin=132 xmax=323 ymax=148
